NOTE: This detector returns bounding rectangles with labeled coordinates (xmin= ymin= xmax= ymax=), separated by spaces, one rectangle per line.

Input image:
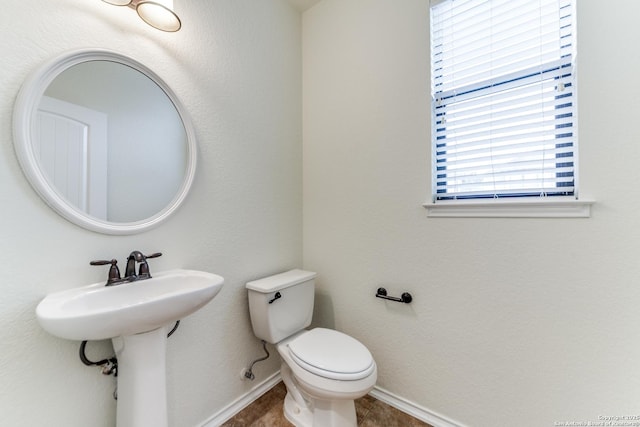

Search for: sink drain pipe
xmin=78 ymin=320 xmax=181 ymax=398
xmin=241 ymin=340 xmax=269 ymax=381
xmin=79 ymin=340 xmax=119 ymax=375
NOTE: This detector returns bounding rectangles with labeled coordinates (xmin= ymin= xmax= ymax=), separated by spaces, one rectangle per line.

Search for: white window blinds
xmin=431 ymin=0 xmax=576 ymax=201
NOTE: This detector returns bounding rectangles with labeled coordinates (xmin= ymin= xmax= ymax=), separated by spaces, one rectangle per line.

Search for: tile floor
xmin=221 ymin=382 xmax=433 ymax=427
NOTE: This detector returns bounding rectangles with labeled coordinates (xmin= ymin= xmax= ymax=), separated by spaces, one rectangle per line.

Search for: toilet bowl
xmin=277 ymin=329 xmax=377 ymax=427
xmin=246 ymin=270 xmax=377 ymax=427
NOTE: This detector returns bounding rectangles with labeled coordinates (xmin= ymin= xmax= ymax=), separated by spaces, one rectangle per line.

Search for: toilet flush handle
xmin=269 ymin=291 xmax=282 ymax=304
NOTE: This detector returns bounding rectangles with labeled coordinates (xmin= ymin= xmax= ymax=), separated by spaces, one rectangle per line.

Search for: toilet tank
xmin=246 ymin=269 xmax=316 ymax=344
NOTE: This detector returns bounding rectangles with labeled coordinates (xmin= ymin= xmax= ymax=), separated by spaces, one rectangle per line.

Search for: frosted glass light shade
xmin=136 ymin=0 xmax=181 ymax=32
xmin=102 ymin=0 xmax=132 ymax=5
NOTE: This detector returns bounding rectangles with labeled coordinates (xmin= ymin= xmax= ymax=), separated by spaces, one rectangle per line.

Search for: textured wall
xmin=0 ymin=0 xmax=301 ymax=426
xmin=303 ymin=0 xmax=640 ymax=426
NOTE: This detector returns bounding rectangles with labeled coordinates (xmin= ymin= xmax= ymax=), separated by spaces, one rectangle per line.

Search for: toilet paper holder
xmin=375 ymin=287 xmax=412 ymax=304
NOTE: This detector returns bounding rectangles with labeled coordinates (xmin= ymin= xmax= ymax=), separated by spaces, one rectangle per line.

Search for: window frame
xmin=425 ymin=0 xmax=592 ymax=217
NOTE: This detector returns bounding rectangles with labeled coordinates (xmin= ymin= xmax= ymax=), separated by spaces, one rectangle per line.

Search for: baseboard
xmin=369 ymin=386 xmax=466 ymax=427
xmin=198 ymin=371 xmax=282 ymax=427
xmin=199 ymin=373 xmax=465 ymax=427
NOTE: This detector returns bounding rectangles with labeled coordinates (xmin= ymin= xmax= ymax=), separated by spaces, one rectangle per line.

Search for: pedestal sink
xmin=36 ymin=269 xmax=224 ymax=427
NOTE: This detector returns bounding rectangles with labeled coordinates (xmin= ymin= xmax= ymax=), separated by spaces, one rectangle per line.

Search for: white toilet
xmin=246 ymin=269 xmax=377 ymax=427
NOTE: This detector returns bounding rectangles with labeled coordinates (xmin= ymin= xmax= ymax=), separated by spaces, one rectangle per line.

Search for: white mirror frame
xmin=13 ymin=48 xmax=197 ymax=235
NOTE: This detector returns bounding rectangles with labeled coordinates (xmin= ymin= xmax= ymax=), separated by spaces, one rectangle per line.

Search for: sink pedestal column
xmin=112 ymin=327 xmax=168 ymax=427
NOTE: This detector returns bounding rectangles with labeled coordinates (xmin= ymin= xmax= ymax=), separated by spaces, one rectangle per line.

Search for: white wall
xmin=0 ymin=1 xmax=301 ymax=426
xmin=303 ymin=1 xmax=640 ymax=426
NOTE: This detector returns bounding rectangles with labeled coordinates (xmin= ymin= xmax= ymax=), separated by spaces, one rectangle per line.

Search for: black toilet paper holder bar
xmin=375 ymin=287 xmax=413 ymax=304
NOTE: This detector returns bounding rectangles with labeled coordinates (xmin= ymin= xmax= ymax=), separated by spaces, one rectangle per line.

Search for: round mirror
xmin=13 ymin=49 xmax=196 ymax=234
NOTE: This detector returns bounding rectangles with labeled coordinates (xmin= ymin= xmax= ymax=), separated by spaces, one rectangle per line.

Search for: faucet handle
xmin=90 ymin=259 xmax=122 ymax=286
xmin=138 ymin=252 xmax=162 ymax=277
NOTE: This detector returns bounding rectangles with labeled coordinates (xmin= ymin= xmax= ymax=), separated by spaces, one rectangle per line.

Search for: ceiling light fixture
xmin=102 ymin=0 xmax=181 ymax=32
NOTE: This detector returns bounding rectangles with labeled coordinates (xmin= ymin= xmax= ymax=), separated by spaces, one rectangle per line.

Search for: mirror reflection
xmin=37 ymin=60 xmax=187 ymax=223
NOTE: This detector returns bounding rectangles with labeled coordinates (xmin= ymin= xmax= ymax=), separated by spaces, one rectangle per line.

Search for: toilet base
xmin=282 ymin=389 xmax=358 ymax=427
xmin=283 ymin=391 xmax=313 ymax=427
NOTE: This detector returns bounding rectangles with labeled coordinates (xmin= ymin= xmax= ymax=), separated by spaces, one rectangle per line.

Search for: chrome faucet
xmin=91 ymin=251 xmax=162 ymax=286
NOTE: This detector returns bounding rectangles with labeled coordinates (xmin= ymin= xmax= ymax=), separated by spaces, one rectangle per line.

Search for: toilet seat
xmin=287 ymin=328 xmax=375 ymax=381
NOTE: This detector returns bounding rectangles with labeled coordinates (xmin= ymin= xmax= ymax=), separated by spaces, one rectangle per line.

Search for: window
xmin=430 ymin=0 xmax=576 ymax=203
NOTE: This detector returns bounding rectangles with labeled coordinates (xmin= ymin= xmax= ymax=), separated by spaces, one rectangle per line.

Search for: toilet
xmin=246 ymin=269 xmax=377 ymax=427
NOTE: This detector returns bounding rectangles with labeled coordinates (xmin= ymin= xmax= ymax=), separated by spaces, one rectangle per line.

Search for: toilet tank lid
xmin=246 ymin=269 xmax=317 ymax=293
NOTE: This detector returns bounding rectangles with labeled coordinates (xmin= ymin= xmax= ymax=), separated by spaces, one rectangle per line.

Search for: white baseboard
xmin=369 ymin=386 xmax=466 ymax=427
xmin=198 ymin=373 xmax=465 ymax=427
xmin=198 ymin=372 xmax=282 ymax=427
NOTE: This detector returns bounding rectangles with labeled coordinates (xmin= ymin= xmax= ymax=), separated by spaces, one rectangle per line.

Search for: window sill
xmin=423 ymin=199 xmax=594 ymax=218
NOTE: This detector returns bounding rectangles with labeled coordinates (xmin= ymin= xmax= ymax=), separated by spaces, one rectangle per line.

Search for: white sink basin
xmin=36 ymin=269 xmax=224 ymax=341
